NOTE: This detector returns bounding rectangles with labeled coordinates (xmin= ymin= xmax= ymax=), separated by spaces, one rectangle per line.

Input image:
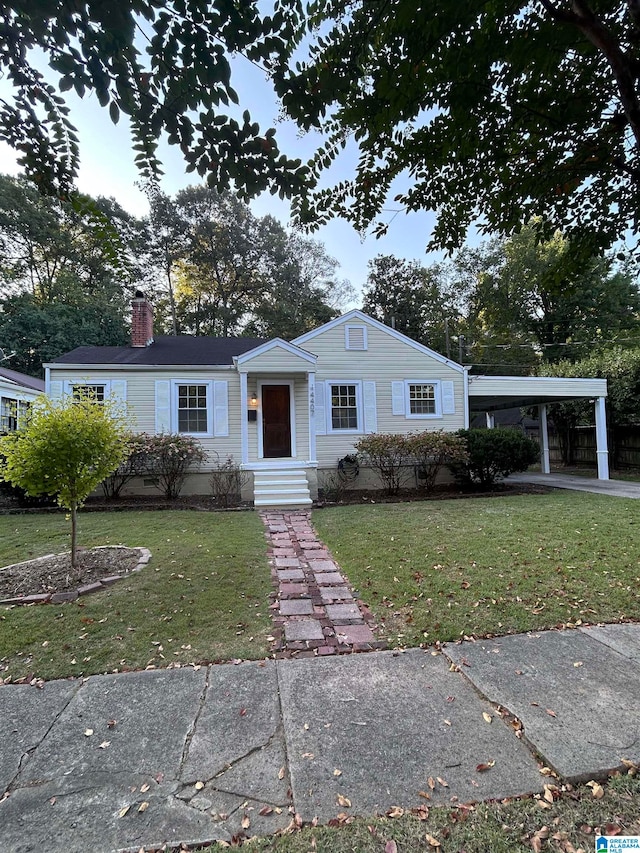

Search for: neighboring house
xmin=0 ymin=367 xmax=45 ymax=433
xmin=45 ymin=295 xmax=610 ymax=506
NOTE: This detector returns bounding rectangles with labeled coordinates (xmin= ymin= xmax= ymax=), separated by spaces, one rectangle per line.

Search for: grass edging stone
xmin=0 ymin=546 xmax=151 ymax=606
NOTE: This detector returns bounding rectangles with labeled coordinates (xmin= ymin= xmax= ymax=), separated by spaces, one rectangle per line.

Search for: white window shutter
xmin=363 ymin=381 xmax=377 ymax=433
xmin=49 ymin=380 xmax=63 ymax=401
xmin=214 ymin=381 xmax=229 ymax=436
xmin=315 ymin=381 xmax=326 ymax=435
xmin=392 ymin=381 xmax=405 ymax=415
xmin=111 ymin=380 xmax=127 ymax=410
xmin=155 ymin=380 xmax=171 ymax=433
xmin=442 ymin=381 xmax=455 ymax=415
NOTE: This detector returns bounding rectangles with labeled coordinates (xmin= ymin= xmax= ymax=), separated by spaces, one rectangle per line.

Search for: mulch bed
xmin=0 ymin=546 xmax=142 ymax=599
xmin=316 ymin=481 xmax=554 ymax=507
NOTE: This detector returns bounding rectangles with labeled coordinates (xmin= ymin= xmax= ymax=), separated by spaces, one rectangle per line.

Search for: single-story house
xmin=0 ymin=366 xmax=45 ymax=433
xmin=44 ymin=296 xmax=609 ymax=506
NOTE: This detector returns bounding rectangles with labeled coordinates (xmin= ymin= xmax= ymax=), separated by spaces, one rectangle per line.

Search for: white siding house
xmin=45 ymin=299 xmax=610 ymax=506
xmin=0 ymin=367 xmax=45 ymax=433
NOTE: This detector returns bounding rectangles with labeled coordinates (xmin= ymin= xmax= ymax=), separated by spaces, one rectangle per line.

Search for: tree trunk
xmin=70 ymin=502 xmax=77 ymax=570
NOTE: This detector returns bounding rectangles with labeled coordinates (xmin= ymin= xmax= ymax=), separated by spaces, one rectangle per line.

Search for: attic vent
xmin=345 ymin=325 xmax=367 ymax=351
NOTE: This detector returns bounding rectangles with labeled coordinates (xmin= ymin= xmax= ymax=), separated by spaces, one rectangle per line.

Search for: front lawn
xmin=312 ymin=492 xmax=640 ymax=646
xmin=201 ymin=774 xmax=640 ymax=853
xmin=0 ymin=510 xmax=272 ymax=681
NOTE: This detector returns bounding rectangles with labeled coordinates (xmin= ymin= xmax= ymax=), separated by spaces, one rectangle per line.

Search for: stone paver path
xmin=261 ymin=510 xmax=384 ymax=657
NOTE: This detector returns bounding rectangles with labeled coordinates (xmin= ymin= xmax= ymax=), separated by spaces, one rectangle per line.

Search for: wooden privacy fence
xmin=547 ymin=425 xmax=640 ymax=469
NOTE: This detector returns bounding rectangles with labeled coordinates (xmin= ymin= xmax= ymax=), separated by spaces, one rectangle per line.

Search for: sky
xmin=0 ymin=45 xmax=449 ymax=306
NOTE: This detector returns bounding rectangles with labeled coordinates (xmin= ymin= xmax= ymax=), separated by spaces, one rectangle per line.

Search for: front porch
xmin=234 ymin=339 xmax=318 ymax=507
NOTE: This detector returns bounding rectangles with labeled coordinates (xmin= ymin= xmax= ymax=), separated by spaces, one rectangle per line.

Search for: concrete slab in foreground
xmin=276 ymin=648 xmax=544 ymax=822
xmin=444 ymin=627 xmax=640 ymax=782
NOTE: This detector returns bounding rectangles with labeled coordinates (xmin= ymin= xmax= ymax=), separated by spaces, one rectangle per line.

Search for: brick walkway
xmin=261 ymin=510 xmax=385 ymax=658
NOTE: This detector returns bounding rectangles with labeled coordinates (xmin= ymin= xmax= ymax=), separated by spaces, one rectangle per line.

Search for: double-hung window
xmin=405 ymin=380 xmax=441 ymax=418
xmin=327 ymin=381 xmax=361 ymax=433
xmin=72 ymin=384 xmax=106 ymax=403
xmin=0 ymin=397 xmax=17 ymax=432
xmin=177 ymin=384 xmax=209 ymax=434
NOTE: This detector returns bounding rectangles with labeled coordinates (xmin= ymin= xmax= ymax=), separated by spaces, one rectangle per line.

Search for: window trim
xmin=171 ymin=380 xmax=214 ymax=437
xmin=326 ymin=379 xmax=363 ymax=434
xmin=404 ymin=380 xmax=442 ymax=419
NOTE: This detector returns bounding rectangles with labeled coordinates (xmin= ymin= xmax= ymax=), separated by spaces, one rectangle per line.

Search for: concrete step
xmin=253 ymin=468 xmax=311 ymax=509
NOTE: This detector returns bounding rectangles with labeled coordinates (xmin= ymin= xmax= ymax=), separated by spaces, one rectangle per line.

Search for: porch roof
xmin=234 ymin=338 xmax=317 ymax=373
xmin=468 ymin=375 xmax=608 ymax=412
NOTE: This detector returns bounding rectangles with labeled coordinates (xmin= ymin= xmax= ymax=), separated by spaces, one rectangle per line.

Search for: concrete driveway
xmin=510 ymin=472 xmax=640 ymax=498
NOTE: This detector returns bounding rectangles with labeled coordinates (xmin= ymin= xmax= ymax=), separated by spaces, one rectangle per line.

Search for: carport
xmin=467 ymin=375 xmax=609 ymax=480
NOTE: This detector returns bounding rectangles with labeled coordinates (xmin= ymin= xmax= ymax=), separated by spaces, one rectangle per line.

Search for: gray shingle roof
xmin=51 ymin=336 xmax=267 ymax=366
xmin=0 ymin=366 xmax=45 ymax=391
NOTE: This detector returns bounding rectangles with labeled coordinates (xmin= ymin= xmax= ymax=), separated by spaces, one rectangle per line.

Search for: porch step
xmin=253 ymin=468 xmax=312 ymax=508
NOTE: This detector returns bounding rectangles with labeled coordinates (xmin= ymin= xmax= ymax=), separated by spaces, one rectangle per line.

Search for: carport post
xmin=485 ymin=412 xmax=495 ymax=429
xmin=538 ymin=404 xmax=550 ymax=474
xmin=595 ymin=396 xmax=609 ymax=480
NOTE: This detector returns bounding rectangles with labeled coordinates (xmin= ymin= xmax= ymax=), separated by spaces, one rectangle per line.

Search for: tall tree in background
xmin=362 ymin=255 xmax=460 ymax=356
xmin=172 ymin=187 xmax=263 ymax=336
xmin=276 ymin=1 xmax=640 ymax=257
xmin=0 ymin=174 xmax=138 ymax=374
xmin=453 ymin=224 xmax=640 ymax=372
xmin=145 ymin=188 xmax=189 ymax=335
xmin=245 ymin=221 xmax=352 ymax=339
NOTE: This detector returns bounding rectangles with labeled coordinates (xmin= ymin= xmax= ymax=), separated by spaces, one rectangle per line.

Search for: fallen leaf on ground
xmin=387 ymin=806 xmax=404 ymax=818
xmin=241 ymin=814 xmax=250 ymax=829
xmin=195 ymin=781 xmax=205 ymax=790
xmin=483 ymin=712 xmax=492 ymax=723
xmin=476 ymin=761 xmax=495 ymax=772
xmin=278 ymin=767 xmax=285 ymax=780
xmin=385 ymin=841 xmax=398 ymax=853
xmin=98 ymin=741 xmax=111 ymax=749
xmin=427 ymin=776 xmax=436 ymax=789
xmin=546 ymin=709 xmax=557 ymax=718
xmin=138 ymin=801 xmax=149 ymax=813
xmin=336 ymin=794 xmax=351 ymax=808
xmin=426 ymin=833 xmax=441 ymax=847
xmin=140 ymin=784 xmax=150 ymax=794
xmin=259 ymin=806 xmax=273 ymax=816
xmin=118 ymin=805 xmax=130 ymax=818
xmin=333 ymin=769 xmax=342 ymax=777
xmin=587 ymin=780 xmax=604 ymax=799
xmin=437 ymin=777 xmax=448 ymax=787
xmin=84 ymin=729 xmax=94 ymax=737
xmin=418 ymin=790 xmax=431 ymax=800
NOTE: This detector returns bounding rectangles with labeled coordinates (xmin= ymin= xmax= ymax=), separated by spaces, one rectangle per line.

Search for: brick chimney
xmin=131 ymin=292 xmax=154 ymax=347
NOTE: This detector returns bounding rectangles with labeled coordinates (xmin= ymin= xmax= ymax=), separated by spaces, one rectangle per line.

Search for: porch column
xmin=538 ymin=404 xmax=550 ymax=474
xmin=485 ymin=412 xmax=495 ymax=429
xmin=240 ymin=371 xmax=249 ymax=465
xmin=308 ymin=371 xmax=317 ymax=463
xmin=595 ymin=396 xmax=609 ymax=480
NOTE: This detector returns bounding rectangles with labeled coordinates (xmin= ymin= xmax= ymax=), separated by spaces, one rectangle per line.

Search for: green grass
xmin=0 ymin=510 xmax=273 ymax=681
xmin=200 ymin=773 xmax=640 ymax=852
xmin=312 ymin=492 xmax=640 ymax=646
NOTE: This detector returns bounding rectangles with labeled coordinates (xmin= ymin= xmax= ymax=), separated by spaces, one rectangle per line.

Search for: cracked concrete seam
xmin=178 ymin=665 xmax=212 ymax=774
xmin=4 ymin=679 xmax=84 ymax=795
xmin=437 ymin=644 xmax=539 ymax=760
xmin=177 ymin=723 xmax=290 ymax=804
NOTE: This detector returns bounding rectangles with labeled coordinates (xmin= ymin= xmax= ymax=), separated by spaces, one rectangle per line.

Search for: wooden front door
xmin=262 ymin=385 xmax=292 ymax=458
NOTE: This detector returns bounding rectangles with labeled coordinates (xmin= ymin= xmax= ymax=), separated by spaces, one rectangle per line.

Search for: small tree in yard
xmin=144 ymin=434 xmax=206 ymax=499
xmin=0 ymin=397 xmax=128 ymax=568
